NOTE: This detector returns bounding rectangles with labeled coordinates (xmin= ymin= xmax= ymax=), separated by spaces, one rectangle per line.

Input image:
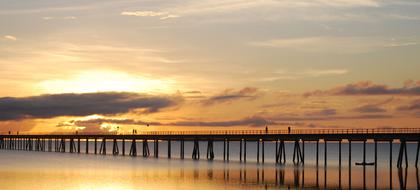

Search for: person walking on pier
xmin=288 ymin=126 xmax=291 ymax=134
xmin=265 ymin=126 xmax=268 ymax=134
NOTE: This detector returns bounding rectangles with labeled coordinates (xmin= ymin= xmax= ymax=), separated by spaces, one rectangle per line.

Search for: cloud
xmin=42 ymin=16 xmax=77 ymax=20
xmin=3 ymin=35 xmax=17 ymax=41
xmin=0 ymin=92 xmax=182 ymax=121
xmin=121 ymin=11 xmax=180 ymax=20
xmin=250 ymin=36 xmax=419 ymax=54
xmin=397 ymin=99 xmax=420 ymax=111
xmin=353 ymin=97 xmax=393 ymax=113
xmin=257 ymin=69 xmax=348 ymax=81
xmin=268 ymin=114 xmax=393 ymax=121
xmin=58 ymin=116 xmax=277 ymax=129
xmin=305 ymin=108 xmax=337 ymax=116
xmin=353 ymin=105 xmax=386 ymax=113
xmin=304 ymin=81 xmax=420 ymax=96
xmin=202 ymin=87 xmax=261 ymax=105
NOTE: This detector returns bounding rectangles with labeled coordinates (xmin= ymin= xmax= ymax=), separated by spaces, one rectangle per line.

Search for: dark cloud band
xmin=0 ymin=92 xmax=181 ymax=120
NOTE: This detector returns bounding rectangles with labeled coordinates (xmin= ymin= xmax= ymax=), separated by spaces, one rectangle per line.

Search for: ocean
xmin=0 ymin=141 xmax=418 ymax=189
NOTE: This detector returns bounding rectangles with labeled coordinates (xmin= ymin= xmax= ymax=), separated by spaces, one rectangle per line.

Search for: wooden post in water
xmin=257 ymin=139 xmax=260 ymax=163
xmin=85 ymin=138 xmax=88 ymax=154
xmin=339 ymin=140 xmax=341 ymax=167
xmin=223 ymin=139 xmax=226 ymax=161
xmin=262 ymin=140 xmax=264 ymax=163
xmin=239 ymin=139 xmax=242 ymax=162
xmin=316 ymin=140 xmax=319 ymax=166
xmin=348 ymin=140 xmax=351 ymax=167
xmin=302 ymin=140 xmax=305 ymax=165
xmin=227 ymin=139 xmax=230 ymax=161
xmin=167 ymin=139 xmax=171 ymax=158
xmin=180 ymin=139 xmax=184 ymax=159
xmin=94 ymin=138 xmax=97 ymax=154
xmin=155 ymin=139 xmax=159 ymax=158
xmin=324 ymin=140 xmax=327 ymax=167
xmin=122 ymin=138 xmax=125 ymax=156
xmin=244 ymin=139 xmax=247 ymax=163
xmin=77 ymin=138 xmax=80 ymax=153
xmin=416 ymin=141 xmax=419 ymax=168
xmin=363 ymin=140 xmax=366 ymax=164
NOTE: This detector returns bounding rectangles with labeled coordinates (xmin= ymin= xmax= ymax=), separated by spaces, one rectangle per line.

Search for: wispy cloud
xmin=304 ymin=81 xmax=420 ymax=96
xmin=250 ymin=37 xmax=418 ymax=54
xmin=57 ymin=115 xmax=276 ymax=129
xmin=42 ymin=16 xmax=77 ymax=20
xmin=202 ymin=87 xmax=261 ymax=105
xmin=121 ymin=11 xmax=180 ymax=20
xmin=258 ymin=69 xmax=348 ymax=81
xmin=3 ymin=35 xmax=17 ymax=41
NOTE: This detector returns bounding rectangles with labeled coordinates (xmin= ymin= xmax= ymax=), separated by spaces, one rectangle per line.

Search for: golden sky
xmin=0 ymin=0 xmax=419 ymax=133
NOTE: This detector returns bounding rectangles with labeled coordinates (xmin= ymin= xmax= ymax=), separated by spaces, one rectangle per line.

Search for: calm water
xmin=0 ymin=141 xmax=419 ymax=189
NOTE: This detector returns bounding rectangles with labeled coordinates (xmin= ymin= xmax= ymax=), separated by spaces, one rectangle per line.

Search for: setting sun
xmin=37 ymin=70 xmax=175 ymax=94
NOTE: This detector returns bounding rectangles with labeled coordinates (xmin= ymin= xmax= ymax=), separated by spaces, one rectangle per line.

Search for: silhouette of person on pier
xmin=265 ymin=126 xmax=268 ymax=134
xmin=288 ymin=126 xmax=291 ymax=134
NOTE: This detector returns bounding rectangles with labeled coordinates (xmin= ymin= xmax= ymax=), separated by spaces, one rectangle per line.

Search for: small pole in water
xmin=239 ymin=139 xmax=242 ymax=162
xmin=339 ymin=140 xmax=341 ymax=167
xmin=244 ymin=139 xmax=247 ymax=163
xmin=316 ymin=140 xmax=319 ymax=166
xmin=363 ymin=140 xmax=366 ymax=164
xmin=324 ymin=140 xmax=327 ymax=167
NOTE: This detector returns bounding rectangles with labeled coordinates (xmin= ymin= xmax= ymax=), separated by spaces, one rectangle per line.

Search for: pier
xmin=1 ymin=128 xmax=419 ymax=168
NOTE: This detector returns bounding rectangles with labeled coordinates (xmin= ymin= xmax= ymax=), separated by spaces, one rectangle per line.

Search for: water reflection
xmin=177 ymin=164 xmax=420 ymax=190
xmin=0 ymin=150 xmax=419 ymax=190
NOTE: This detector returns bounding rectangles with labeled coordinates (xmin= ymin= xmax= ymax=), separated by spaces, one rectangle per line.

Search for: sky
xmin=0 ymin=0 xmax=419 ymax=133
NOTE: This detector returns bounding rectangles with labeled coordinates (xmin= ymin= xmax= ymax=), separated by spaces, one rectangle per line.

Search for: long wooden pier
xmin=1 ymin=128 xmax=419 ymax=167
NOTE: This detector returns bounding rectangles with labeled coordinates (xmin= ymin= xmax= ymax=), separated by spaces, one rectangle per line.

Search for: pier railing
xmin=4 ymin=127 xmax=420 ymax=136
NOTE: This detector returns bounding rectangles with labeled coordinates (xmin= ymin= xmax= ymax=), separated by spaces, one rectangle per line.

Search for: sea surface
xmin=0 ymin=141 xmax=418 ymax=189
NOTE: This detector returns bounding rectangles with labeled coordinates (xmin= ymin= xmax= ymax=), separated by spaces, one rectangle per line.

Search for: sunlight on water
xmin=0 ymin=141 xmax=419 ymax=190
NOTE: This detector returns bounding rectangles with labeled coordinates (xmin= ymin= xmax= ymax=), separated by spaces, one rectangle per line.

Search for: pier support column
xmin=192 ymin=140 xmax=200 ymax=160
xmin=316 ymin=140 xmax=319 ymax=166
xmin=223 ymin=139 xmax=226 ymax=161
xmin=397 ymin=139 xmax=408 ymax=168
xmin=339 ymin=140 xmax=342 ymax=167
xmin=324 ymin=140 xmax=327 ymax=167
xmin=276 ymin=140 xmax=286 ymax=164
xmin=348 ymin=140 xmax=352 ymax=167
xmin=227 ymin=139 xmax=230 ymax=161
xmin=60 ymin=138 xmax=65 ymax=153
xmin=94 ymin=138 xmax=97 ymax=154
xmin=390 ymin=140 xmax=393 ymax=168
xmin=129 ymin=139 xmax=137 ymax=156
xmin=262 ymin=140 xmax=264 ymax=163
xmin=142 ymin=139 xmax=150 ymax=157
xmin=180 ymin=139 xmax=184 ymax=159
xmin=69 ymin=138 xmax=76 ymax=153
xmin=257 ymin=139 xmax=260 ymax=163
xmin=244 ymin=139 xmax=247 ymax=163
xmin=77 ymin=138 xmax=81 ymax=153
xmin=206 ymin=140 xmax=214 ymax=160
xmin=293 ymin=140 xmax=303 ymax=165
xmin=416 ymin=141 xmax=419 ymax=168
xmin=122 ymin=138 xmax=125 ymax=156
xmin=302 ymin=140 xmax=305 ymax=165
xmin=85 ymin=138 xmax=89 ymax=154
xmin=99 ymin=138 xmax=106 ymax=155
xmin=239 ymin=139 xmax=242 ymax=162
xmin=363 ymin=140 xmax=366 ymax=164
xmin=167 ymin=139 xmax=171 ymax=158
xmin=154 ymin=139 xmax=159 ymax=158
xmin=112 ymin=139 xmax=119 ymax=155
xmin=48 ymin=139 xmax=52 ymax=152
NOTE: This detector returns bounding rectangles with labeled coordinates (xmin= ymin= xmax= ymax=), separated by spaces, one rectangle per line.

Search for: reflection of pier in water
xmin=176 ymin=165 xmax=419 ymax=189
